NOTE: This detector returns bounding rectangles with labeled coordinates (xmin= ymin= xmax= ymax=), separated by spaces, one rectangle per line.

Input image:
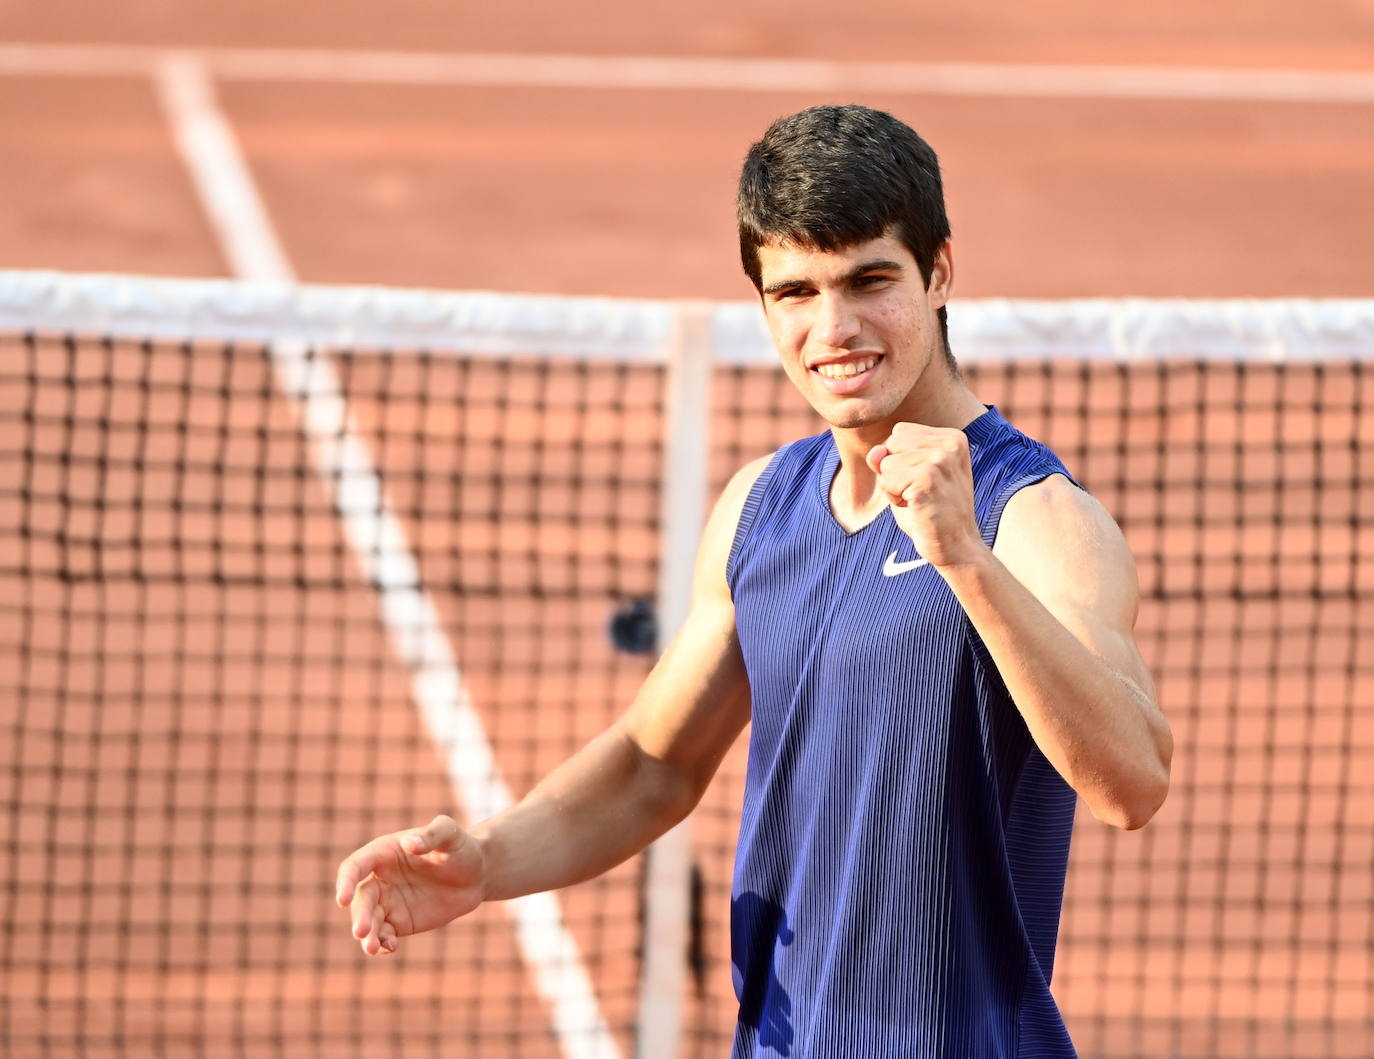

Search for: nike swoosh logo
xmin=883 ymin=551 xmax=931 ymax=577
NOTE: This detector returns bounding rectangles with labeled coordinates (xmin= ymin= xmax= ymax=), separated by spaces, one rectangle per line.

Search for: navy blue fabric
xmin=726 ymin=407 xmax=1079 ymax=1058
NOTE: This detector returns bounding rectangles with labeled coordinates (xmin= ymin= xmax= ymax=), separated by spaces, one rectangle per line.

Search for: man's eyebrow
xmin=760 ymin=259 xmax=906 ymax=296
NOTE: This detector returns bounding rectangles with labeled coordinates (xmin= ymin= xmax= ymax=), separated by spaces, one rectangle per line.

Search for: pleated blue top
xmin=726 ymin=406 xmax=1079 ymax=1058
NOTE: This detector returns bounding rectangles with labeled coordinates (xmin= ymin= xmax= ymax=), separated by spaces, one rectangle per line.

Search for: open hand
xmin=335 ymin=814 xmax=487 ymax=956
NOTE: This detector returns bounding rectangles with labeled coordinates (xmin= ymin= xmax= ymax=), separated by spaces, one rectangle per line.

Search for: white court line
xmin=154 ymin=53 xmax=295 ymax=282
xmin=2 ymin=41 xmax=1374 ymax=104
xmin=153 ymin=51 xmax=622 ymax=1059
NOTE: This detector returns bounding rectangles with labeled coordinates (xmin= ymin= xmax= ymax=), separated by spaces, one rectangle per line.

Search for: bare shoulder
xmin=993 ymin=474 xmax=1139 ymax=614
xmin=720 ymin=452 xmax=774 ymax=513
xmin=693 ymin=452 xmax=776 ymax=596
xmin=702 ymin=452 xmax=775 ymax=543
xmin=996 ymin=473 xmax=1126 ymax=554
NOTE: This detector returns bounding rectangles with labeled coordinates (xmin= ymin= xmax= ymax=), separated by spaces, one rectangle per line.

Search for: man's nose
xmin=812 ymin=292 xmax=861 ymax=348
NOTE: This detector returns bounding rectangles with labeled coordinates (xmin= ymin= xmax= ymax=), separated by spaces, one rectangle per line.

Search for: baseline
xmin=1 ymin=43 xmax=1373 ymax=105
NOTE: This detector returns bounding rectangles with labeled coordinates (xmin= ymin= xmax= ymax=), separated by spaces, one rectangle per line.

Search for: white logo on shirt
xmin=882 ymin=551 xmax=931 ymax=577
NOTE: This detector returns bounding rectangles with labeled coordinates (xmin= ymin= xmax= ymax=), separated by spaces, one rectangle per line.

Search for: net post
xmin=636 ymin=303 xmax=715 ymax=1059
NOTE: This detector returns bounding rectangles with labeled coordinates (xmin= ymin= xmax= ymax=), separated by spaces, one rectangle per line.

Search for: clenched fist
xmin=865 ymin=423 xmax=985 ymax=569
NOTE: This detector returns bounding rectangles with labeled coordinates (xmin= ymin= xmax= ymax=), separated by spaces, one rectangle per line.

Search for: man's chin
xmin=813 ymin=398 xmax=892 ymax=431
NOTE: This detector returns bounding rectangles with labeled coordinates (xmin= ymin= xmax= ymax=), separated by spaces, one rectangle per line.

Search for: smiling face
xmin=757 ymin=232 xmax=954 ymax=435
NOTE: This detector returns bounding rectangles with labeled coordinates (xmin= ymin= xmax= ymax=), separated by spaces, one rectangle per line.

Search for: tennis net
xmin=2 ymin=271 xmax=1372 ymax=1058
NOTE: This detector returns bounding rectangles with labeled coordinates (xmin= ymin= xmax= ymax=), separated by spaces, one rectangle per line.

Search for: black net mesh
xmin=2 ymin=313 xmax=1372 ymax=1058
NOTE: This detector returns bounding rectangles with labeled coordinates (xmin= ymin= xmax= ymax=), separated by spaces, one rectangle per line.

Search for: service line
xmin=1 ymin=42 xmax=1372 ymax=105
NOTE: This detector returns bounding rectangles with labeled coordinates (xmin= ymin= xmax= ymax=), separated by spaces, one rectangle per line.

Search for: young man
xmin=335 ymin=104 xmax=1172 ymax=1056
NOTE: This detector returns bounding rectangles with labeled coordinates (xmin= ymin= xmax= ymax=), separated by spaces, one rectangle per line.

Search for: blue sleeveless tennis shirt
xmin=726 ymin=407 xmax=1079 ymax=1058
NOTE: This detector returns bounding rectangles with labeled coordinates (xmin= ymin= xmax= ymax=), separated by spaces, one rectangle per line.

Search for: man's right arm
xmin=336 ymin=455 xmax=770 ymax=955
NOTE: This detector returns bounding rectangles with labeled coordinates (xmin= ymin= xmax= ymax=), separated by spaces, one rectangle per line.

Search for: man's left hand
xmin=866 ymin=423 xmax=985 ymax=569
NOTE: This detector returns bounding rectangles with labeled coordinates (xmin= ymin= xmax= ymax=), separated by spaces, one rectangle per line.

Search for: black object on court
xmin=609 ymin=598 xmax=658 ymax=655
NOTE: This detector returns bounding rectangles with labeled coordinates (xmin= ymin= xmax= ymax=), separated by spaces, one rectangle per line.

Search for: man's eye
xmin=854 ymin=275 xmax=889 ymax=288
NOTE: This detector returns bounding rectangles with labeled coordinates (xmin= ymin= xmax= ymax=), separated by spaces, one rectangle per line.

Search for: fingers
xmin=337 ymin=815 xmax=461 ymax=906
xmin=869 ymin=425 xmax=970 ymax=504
xmin=867 ymin=427 xmax=964 ymax=480
xmin=867 ymin=447 xmax=928 ymax=504
xmin=890 ymin=480 xmax=920 ymax=509
xmin=351 ymin=875 xmax=379 ymax=941
xmin=337 ymin=815 xmax=465 ymax=956
xmin=336 ymin=847 xmax=380 ymax=908
xmin=351 ymin=879 xmax=398 ymax=956
xmin=368 ymin=911 xmax=398 ymax=956
xmin=404 ymin=813 xmax=462 ymax=856
xmin=362 ymin=904 xmax=386 ymax=956
xmin=882 ymin=427 xmax=966 ymax=462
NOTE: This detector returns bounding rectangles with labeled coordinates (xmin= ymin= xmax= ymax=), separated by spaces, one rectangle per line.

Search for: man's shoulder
xmin=1001 ymin=472 xmax=1117 ymax=538
xmin=972 ymin=412 xmax=1060 ymax=465
xmin=707 ymin=450 xmax=781 ymax=556
xmin=994 ymin=473 xmax=1136 ymax=605
xmin=971 ymin=413 xmax=1076 ymax=494
xmin=723 ymin=451 xmax=777 ymax=505
xmin=767 ymin=429 xmax=832 ymax=466
xmin=715 ymin=433 xmax=834 ymax=588
xmin=724 ymin=430 xmax=830 ymax=507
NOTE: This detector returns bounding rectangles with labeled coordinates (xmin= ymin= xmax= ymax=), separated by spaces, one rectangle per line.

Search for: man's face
xmin=756 ymin=233 xmax=952 ymax=432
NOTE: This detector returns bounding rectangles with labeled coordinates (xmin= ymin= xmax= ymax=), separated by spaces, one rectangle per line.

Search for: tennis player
xmin=336 ymin=104 xmax=1172 ymax=1056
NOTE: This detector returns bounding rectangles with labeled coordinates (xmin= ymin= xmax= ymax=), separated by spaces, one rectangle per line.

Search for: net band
xmin=3 ymin=270 xmax=1374 ymax=363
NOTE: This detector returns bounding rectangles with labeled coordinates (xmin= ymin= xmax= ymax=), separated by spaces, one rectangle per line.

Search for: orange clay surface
xmin=1 ymin=5 xmax=1371 ymax=1058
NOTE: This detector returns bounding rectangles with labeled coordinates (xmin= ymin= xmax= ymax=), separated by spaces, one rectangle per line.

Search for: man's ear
xmin=928 ymin=241 xmax=954 ymax=308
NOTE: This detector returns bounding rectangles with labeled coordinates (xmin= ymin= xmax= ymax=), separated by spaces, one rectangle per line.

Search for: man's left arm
xmin=869 ymin=425 xmax=1172 ymax=830
xmin=948 ymin=474 xmax=1172 ymax=830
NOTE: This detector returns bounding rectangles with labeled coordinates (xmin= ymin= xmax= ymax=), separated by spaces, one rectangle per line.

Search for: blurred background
xmin=3 ymin=2 xmax=1373 ymax=297
xmin=2 ymin=4 xmax=1373 ymax=1059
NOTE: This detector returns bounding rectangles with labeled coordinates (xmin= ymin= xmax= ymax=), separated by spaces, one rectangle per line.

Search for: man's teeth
xmin=815 ymin=357 xmax=878 ymax=379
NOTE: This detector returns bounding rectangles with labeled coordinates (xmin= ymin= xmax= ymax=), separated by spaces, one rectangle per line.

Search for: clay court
xmin=2 ymin=4 xmax=1373 ymax=1058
